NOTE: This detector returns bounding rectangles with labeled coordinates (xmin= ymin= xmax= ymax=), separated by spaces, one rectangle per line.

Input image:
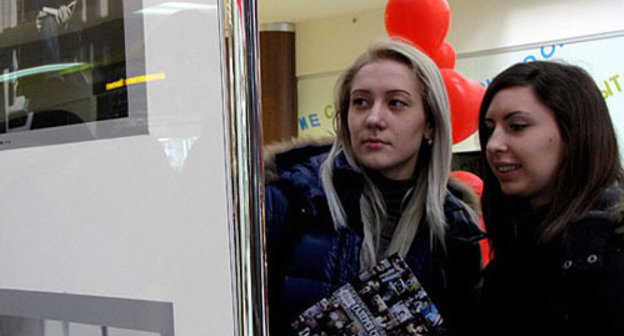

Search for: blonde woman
xmin=265 ymin=39 xmax=483 ymax=335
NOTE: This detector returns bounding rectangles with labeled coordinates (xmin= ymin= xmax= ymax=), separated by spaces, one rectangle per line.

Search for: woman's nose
xmin=365 ymin=103 xmax=386 ymax=129
xmin=486 ymin=128 xmax=507 ymax=154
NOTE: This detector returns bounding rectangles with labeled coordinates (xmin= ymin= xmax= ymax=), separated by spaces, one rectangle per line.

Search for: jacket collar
xmin=266 ymin=141 xmax=484 ymax=242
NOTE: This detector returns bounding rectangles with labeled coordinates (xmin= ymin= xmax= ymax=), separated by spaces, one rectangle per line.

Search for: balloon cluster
xmin=385 ymin=0 xmax=484 ymax=144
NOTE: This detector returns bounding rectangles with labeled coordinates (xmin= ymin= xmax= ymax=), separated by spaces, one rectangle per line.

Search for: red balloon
xmin=449 ymin=170 xmax=491 ymax=265
xmin=429 ymin=42 xmax=456 ymax=69
xmin=385 ymin=0 xmax=451 ymax=54
xmin=450 ymin=171 xmax=483 ymax=197
xmin=441 ymin=69 xmax=485 ymax=144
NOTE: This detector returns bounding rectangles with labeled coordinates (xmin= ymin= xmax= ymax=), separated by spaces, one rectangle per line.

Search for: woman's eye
xmin=351 ymin=98 xmax=367 ymax=107
xmin=509 ymin=124 xmax=527 ymax=132
xmin=389 ymin=99 xmax=406 ymax=108
xmin=483 ymin=120 xmax=495 ymax=130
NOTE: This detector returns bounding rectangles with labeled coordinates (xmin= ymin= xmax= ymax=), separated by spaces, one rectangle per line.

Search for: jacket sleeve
xmin=601 ymin=235 xmax=624 ymax=333
xmin=443 ymin=198 xmax=485 ymax=335
xmin=563 ymin=228 xmax=624 ymax=334
xmin=265 ymin=182 xmax=294 ymax=335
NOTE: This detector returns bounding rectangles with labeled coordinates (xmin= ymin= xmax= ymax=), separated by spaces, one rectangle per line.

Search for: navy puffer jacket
xmin=265 ymin=143 xmax=484 ymax=335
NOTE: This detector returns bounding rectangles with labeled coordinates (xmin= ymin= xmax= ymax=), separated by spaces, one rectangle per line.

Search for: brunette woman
xmin=479 ymin=61 xmax=624 ymax=335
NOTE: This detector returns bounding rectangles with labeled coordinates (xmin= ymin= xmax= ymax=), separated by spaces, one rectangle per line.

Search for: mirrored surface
xmin=0 ymin=0 xmax=147 ymax=150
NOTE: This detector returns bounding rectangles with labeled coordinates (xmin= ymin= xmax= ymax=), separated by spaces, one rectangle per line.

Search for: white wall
xmin=296 ymin=0 xmax=624 ymax=75
xmin=295 ymin=0 xmax=624 ymax=142
xmin=448 ymin=0 xmax=624 ymax=54
xmin=295 ymin=8 xmax=385 ymax=77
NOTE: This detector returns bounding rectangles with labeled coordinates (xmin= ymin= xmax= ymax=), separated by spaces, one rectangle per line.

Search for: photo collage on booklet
xmin=291 ymin=254 xmax=444 ymax=336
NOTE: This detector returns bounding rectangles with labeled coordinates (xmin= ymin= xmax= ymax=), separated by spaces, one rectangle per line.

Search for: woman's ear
xmin=424 ymin=122 xmax=434 ymax=143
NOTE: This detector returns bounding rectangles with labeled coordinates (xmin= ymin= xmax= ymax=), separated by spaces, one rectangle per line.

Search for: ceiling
xmin=258 ymin=0 xmax=386 ymax=24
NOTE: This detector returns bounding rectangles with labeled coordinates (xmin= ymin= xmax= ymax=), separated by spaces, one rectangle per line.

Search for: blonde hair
xmin=320 ymin=38 xmax=454 ymax=270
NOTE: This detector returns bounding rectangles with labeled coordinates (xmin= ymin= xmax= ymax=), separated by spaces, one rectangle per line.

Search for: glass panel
xmin=0 ymin=317 xmax=162 ymax=336
xmin=0 ymin=1 xmax=236 ymax=335
xmin=0 ymin=0 xmax=147 ymax=150
xmin=0 ymin=289 xmax=173 ymax=336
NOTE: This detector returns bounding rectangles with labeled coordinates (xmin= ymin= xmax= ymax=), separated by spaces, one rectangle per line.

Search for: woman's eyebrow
xmin=386 ymin=89 xmax=412 ymax=96
xmin=502 ymin=110 xmax=529 ymax=121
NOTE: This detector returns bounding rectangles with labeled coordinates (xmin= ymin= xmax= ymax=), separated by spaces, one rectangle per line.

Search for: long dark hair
xmin=478 ymin=61 xmax=624 ymax=255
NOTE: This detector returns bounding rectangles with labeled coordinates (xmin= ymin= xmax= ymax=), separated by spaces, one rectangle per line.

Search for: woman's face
xmin=347 ymin=59 xmax=431 ymax=180
xmin=484 ymin=86 xmax=564 ymax=208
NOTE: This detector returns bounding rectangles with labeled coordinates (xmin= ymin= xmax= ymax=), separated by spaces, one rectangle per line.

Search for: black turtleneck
xmin=367 ymin=170 xmax=416 ymax=255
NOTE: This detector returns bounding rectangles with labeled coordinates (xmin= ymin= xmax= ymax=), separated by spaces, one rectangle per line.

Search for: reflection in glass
xmin=0 ymin=0 xmax=147 ymax=150
xmin=158 ymin=136 xmax=198 ymax=171
xmin=1 ymin=1 xmax=119 ymax=131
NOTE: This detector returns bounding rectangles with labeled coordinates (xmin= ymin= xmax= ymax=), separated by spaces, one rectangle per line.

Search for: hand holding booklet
xmin=291 ymin=254 xmax=445 ymax=336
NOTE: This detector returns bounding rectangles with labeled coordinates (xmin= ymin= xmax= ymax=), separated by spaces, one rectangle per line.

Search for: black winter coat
xmin=480 ymin=188 xmax=624 ymax=336
xmin=265 ymin=144 xmax=484 ymax=335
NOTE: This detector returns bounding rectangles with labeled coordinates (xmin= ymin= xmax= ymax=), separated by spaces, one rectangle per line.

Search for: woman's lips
xmin=497 ymin=164 xmax=520 ymax=172
xmin=493 ymin=163 xmax=521 ymax=180
xmin=363 ymin=138 xmax=388 ymax=148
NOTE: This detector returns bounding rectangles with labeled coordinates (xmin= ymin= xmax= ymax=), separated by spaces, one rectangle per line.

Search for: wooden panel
xmin=260 ymin=30 xmax=297 ymax=144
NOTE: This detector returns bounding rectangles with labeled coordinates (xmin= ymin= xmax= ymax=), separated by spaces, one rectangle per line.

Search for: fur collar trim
xmin=263 ymin=137 xmax=481 ymax=214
